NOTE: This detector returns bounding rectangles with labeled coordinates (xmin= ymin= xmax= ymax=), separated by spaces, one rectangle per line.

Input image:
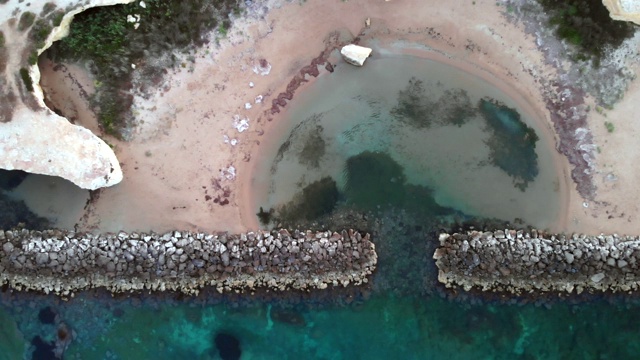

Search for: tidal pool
xmin=251 ymin=54 xmax=564 ymax=229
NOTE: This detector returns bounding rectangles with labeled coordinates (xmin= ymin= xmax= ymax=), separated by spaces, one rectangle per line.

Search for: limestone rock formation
xmin=0 ymin=108 xmax=122 ymax=189
xmin=603 ymin=0 xmax=640 ymax=25
xmin=0 ymin=0 xmax=133 ymax=189
xmin=340 ymin=44 xmax=373 ymax=66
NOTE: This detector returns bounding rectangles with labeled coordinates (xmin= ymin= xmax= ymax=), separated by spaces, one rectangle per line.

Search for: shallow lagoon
xmin=252 ymin=54 xmax=562 ymax=229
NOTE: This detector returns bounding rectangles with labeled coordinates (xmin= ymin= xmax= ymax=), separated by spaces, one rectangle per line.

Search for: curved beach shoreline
xmin=238 ymin=1 xmax=573 ymax=232
xmin=25 ymin=0 xmax=638 ymax=237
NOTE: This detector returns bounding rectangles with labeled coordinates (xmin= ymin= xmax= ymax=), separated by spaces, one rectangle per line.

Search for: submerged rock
xmin=31 ymin=336 xmax=57 ymax=360
xmin=340 ymin=44 xmax=372 ymax=66
xmin=214 ymin=333 xmax=241 ymax=360
xmin=38 ymin=306 xmax=57 ymax=325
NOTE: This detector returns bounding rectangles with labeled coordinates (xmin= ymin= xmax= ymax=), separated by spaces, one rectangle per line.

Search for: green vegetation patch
xmin=605 ymin=121 xmax=615 ymax=133
xmin=95 ymin=92 xmax=133 ymax=136
xmin=41 ymin=2 xmax=57 ymax=16
xmin=17 ymin=10 xmax=62 ymax=67
xmin=48 ymin=0 xmax=241 ymax=137
xmin=27 ymin=51 xmax=39 ymax=66
xmin=19 ymin=68 xmax=34 ymax=92
xmin=18 ymin=11 xmax=36 ymax=31
xmin=29 ymin=19 xmax=53 ymax=48
xmin=0 ymin=31 xmax=6 ymax=73
xmin=538 ymin=0 xmax=637 ymax=64
xmin=50 ymin=10 xmax=65 ymax=27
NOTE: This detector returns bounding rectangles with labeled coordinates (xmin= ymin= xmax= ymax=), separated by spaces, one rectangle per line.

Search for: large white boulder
xmin=602 ymin=0 xmax=640 ymax=25
xmin=0 ymin=0 xmax=133 ymax=189
xmin=340 ymin=44 xmax=373 ymax=66
xmin=0 ymin=108 xmax=122 ymax=190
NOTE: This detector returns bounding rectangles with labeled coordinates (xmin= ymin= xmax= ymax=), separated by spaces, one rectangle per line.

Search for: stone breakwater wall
xmin=0 ymin=229 xmax=376 ymax=296
xmin=434 ymin=230 xmax=640 ymax=295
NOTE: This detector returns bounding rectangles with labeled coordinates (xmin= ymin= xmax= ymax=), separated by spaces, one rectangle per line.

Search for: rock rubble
xmin=435 ymin=230 xmax=640 ymax=294
xmin=0 ymin=228 xmax=376 ymax=296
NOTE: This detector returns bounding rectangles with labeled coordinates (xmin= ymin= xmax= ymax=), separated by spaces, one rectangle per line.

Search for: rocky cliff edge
xmin=0 ymin=0 xmax=131 ymax=189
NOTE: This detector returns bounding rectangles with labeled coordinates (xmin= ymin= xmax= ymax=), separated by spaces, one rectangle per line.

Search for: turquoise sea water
xmin=3 ymin=54 xmax=640 ymax=359
xmin=3 ymin=284 xmax=640 ymax=359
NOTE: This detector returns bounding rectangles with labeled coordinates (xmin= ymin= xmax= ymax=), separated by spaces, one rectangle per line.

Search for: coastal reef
xmin=435 ymin=230 xmax=640 ymax=295
xmin=0 ymin=228 xmax=376 ymax=296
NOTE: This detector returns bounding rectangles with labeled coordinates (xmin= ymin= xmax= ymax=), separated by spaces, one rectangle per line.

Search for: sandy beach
xmin=33 ymin=0 xmax=640 ymax=236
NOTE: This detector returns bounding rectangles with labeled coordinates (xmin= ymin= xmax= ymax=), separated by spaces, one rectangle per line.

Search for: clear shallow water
xmin=252 ymin=55 xmax=562 ymax=229
xmin=5 ymin=174 xmax=88 ymax=230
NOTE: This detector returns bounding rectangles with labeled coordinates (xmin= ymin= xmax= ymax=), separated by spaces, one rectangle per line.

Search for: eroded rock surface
xmin=603 ymin=0 xmax=640 ymax=24
xmin=0 ymin=108 xmax=122 ymax=189
xmin=0 ymin=0 xmax=130 ymax=189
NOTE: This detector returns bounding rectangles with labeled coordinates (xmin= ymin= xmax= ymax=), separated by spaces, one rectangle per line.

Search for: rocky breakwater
xmin=434 ymin=230 xmax=640 ymax=295
xmin=0 ymin=228 xmax=377 ymax=296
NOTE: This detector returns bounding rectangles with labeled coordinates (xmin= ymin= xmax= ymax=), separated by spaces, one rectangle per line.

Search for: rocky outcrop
xmin=340 ymin=44 xmax=372 ymax=66
xmin=0 ymin=108 xmax=122 ymax=189
xmin=0 ymin=0 xmax=132 ymax=189
xmin=435 ymin=230 xmax=640 ymax=294
xmin=603 ymin=0 xmax=640 ymax=25
xmin=0 ymin=228 xmax=377 ymax=296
